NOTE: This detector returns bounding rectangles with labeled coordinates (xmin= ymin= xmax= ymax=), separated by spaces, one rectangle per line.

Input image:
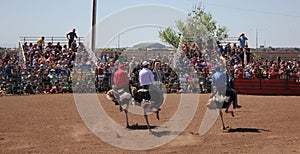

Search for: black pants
xmin=142 ymin=85 xmax=150 ymax=89
xmin=68 ymin=40 xmax=73 ymax=48
xmin=226 ymin=88 xmax=238 ymax=107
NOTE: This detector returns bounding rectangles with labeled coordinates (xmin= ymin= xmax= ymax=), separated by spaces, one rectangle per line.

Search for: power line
xmin=203 ymin=2 xmax=300 ymax=18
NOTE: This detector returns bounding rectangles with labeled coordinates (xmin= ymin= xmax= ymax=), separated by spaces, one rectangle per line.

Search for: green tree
xmin=159 ymin=4 xmax=228 ymax=48
xmin=158 ymin=27 xmax=181 ymax=48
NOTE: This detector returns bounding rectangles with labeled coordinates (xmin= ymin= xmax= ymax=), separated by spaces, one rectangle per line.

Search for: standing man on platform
xmin=66 ymin=28 xmax=78 ymax=48
xmin=238 ymin=33 xmax=248 ymax=48
xmin=37 ymin=36 xmax=45 ymax=51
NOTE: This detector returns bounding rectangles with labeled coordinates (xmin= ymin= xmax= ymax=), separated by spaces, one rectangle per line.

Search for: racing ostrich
xmin=207 ymin=89 xmax=235 ymax=130
xmin=207 ymin=66 xmax=236 ymax=130
xmin=106 ymin=62 xmax=164 ymax=132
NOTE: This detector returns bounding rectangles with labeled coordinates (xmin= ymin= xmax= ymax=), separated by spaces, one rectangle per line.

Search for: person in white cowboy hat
xmin=139 ymin=61 xmax=154 ymax=89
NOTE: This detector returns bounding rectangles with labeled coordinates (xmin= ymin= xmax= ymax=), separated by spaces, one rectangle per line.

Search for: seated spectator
xmin=170 ymin=83 xmax=182 ymax=93
xmin=45 ymin=42 xmax=53 ymax=51
xmin=244 ymin=68 xmax=252 ymax=79
xmin=268 ymin=64 xmax=278 ymax=79
xmin=24 ymin=81 xmax=34 ymax=94
xmin=0 ymin=81 xmax=8 ymax=93
xmin=55 ymin=64 xmax=62 ymax=76
xmin=50 ymin=81 xmax=59 ymax=94
xmin=261 ymin=68 xmax=269 ymax=79
xmin=278 ymin=66 xmax=286 ymax=79
xmin=55 ymin=42 xmax=62 ymax=51
xmin=234 ymin=64 xmax=244 ymax=79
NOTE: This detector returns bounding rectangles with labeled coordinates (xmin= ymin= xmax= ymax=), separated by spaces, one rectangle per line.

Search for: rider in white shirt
xmin=139 ymin=61 xmax=155 ymax=89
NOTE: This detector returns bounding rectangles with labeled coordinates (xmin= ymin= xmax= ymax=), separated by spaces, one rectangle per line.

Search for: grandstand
xmin=0 ymin=35 xmax=299 ymax=96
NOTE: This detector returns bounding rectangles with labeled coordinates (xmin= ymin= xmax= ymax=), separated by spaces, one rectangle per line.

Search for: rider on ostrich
xmin=139 ymin=61 xmax=155 ymax=90
xmin=212 ymin=64 xmax=242 ymax=109
xmin=114 ymin=64 xmax=130 ymax=93
xmin=212 ymin=65 xmax=227 ymax=97
xmin=113 ymin=64 xmax=131 ymax=109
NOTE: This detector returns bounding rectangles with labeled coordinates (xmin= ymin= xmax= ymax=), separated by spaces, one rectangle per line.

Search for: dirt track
xmin=0 ymin=94 xmax=300 ymax=153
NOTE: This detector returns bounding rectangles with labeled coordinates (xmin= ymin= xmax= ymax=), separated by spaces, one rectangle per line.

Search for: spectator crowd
xmin=0 ymin=33 xmax=300 ymax=95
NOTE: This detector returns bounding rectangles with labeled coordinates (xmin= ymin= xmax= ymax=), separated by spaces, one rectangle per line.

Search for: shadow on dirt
xmin=126 ymin=124 xmax=182 ymax=137
xmin=227 ymin=128 xmax=270 ymax=133
xmin=126 ymin=124 xmax=157 ymax=130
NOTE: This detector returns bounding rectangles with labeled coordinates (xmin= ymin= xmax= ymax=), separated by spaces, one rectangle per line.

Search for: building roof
xmin=133 ymin=42 xmax=166 ymax=49
xmin=125 ymin=42 xmax=174 ymax=51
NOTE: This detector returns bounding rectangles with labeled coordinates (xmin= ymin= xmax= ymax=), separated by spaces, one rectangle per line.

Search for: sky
xmin=1 ymin=0 xmax=300 ymax=48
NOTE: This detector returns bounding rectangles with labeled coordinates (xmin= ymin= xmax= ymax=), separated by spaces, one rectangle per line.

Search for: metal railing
xmin=19 ymin=36 xmax=85 ymax=46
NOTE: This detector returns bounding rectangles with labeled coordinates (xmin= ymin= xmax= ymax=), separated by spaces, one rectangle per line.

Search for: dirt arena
xmin=0 ymin=94 xmax=300 ymax=153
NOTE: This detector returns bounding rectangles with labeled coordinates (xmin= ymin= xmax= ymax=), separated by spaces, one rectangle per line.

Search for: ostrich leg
xmin=219 ymin=110 xmax=226 ymax=130
xmin=125 ymin=109 xmax=129 ymax=128
xmin=143 ymin=108 xmax=152 ymax=132
xmin=156 ymin=111 xmax=160 ymax=120
xmin=225 ymin=107 xmax=235 ymax=117
xmin=144 ymin=114 xmax=152 ymax=132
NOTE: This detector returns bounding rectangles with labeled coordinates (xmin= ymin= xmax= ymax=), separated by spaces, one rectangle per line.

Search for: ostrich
xmin=106 ymin=85 xmax=163 ymax=132
xmin=107 ymin=61 xmax=164 ymax=132
xmin=207 ymin=89 xmax=235 ymax=130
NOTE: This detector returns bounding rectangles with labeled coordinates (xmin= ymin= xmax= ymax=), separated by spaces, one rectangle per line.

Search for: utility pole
xmin=118 ymin=33 xmax=120 ymax=49
xmin=92 ymin=0 xmax=97 ymax=52
xmin=256 ymin=28 xmax=258 ymax=51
